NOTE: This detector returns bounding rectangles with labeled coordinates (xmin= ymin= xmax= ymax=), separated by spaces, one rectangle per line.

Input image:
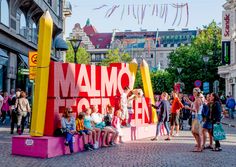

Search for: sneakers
xmin=64 ymin=141 xmax=69 ymax=146
xmin=93 ymin=141 xmax=99 ymax=149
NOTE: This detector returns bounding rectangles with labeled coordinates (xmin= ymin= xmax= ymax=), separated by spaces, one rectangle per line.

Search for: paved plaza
xmin=0 ymin=118 xmax=236 ymax=167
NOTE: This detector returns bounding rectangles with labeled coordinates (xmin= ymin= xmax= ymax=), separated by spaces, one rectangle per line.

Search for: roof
xmin=89 ymin=33 xmax=112 ymax=49
xmin=83 ymin=25 xmax=98 ymax=36
xmin=115 ymin=31 xmax=157 ymax=38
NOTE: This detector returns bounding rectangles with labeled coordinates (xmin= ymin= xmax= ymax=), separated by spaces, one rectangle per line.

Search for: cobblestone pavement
xmin=0 ymin=118 xmax=236 ymax=167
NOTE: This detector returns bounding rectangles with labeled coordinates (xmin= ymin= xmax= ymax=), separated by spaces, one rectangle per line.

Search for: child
xmin=91 ymin=105 xmax=116 ymax=147
xmin=84 ymin=107 xmax=101 ymax=149
xmin=104 ymin=104 xmax=118 ymax=145
xmin=61 ymin=107 xmax=76 ymax=154
xmin=127 ymin=91 xmax=136 ymax=126
xmin=76 ymin=112 xmax=94 ymax=151
xmin=112 ymin=109 xmax=124 ymax=143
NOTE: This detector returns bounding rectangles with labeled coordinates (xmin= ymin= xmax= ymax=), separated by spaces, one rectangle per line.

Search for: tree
xmin=100 ymin=49 xmax=132 ymax=66
xmin=166 ymin=21 xmax=222 ymax=94
xmin=151 ymin=70 xmax=174 ymax=94
xmin=66 ymin=41 xmax=90 ymax=64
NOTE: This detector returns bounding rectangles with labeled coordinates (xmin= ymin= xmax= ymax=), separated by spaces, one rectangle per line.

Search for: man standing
xmin=226 ymin=95 xmax=235 ymax=119
xmin=120 ymin=86 xmax=130 ymax=126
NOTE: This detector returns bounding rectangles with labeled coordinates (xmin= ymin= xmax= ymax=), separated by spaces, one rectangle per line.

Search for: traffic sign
xmin=203 ymin=82 xmax=209 ymax=93
xmin=28 ymin=52 xmax=37 ymax=80
xmin=194 ymin=80 xmax=202 ymax=88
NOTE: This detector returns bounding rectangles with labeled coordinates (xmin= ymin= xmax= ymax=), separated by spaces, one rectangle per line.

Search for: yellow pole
xmin=140 ymin=59 xmax=157 ymax=123
xmin=30 ymin=11 xmax=53 ymax=136
xmin=129 ymin=58 xmax=138 ymax=89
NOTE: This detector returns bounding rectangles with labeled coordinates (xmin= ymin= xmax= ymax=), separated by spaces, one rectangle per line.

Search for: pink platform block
xmin=12 ymin=124 xmax=157 ymax=158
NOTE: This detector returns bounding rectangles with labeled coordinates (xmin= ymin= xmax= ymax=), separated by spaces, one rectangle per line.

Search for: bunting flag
xmin=94 ymin=3 xmax=189 ymax=26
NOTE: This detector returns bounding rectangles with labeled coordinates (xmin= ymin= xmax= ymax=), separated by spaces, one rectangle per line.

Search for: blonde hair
xmin=193 ymin=88 xmax=201 ymax=97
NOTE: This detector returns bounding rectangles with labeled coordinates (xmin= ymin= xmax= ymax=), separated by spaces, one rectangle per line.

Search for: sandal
xmin=151 ymin=138 xmax=158 ymax=141
xmin=206 ymin=145 xmax=213 ymax=149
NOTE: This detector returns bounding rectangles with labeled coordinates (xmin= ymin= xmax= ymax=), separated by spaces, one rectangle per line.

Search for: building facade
xmin=218 ymin=0 xmax=236 ymax=98
xmin=69 ymin=20 xmax=197 ymax=69
xmin=0 ymin=0 xmax=69 ymax=93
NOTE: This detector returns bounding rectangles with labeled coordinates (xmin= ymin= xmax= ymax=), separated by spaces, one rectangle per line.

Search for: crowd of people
xmin=0 ymin=89 xmax=31 ymax=135
xmin=0 ymin=86 xmax=231 ymax=154
xmin=60 ymin=86 xmax=140 ymax=154
xmin=150 ymin=88 xmax=227 ymax=152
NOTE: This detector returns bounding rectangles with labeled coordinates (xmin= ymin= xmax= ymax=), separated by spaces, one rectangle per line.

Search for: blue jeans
xmin=65 ymin=132 xmax=74 ymax=153
xmin=156 ymin=121 xmax=170 ymax=137
xmin=229 ymin=108 xmax=234 ymax=119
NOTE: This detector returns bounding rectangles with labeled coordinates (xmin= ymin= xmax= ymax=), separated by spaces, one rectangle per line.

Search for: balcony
xmin=63 ymin=1 xmax=72 ymax=17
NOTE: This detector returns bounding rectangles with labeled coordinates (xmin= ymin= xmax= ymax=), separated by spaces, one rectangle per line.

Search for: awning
xmin=53 ymin=37 xmax=68 ymax=51
xmin=19 ymin=54 xmax=29 ymax=68
xmin=0 ymin=48 xmax=8 ymax=66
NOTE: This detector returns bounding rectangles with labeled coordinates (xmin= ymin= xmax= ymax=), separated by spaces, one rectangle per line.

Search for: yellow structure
xmin=129 ymin=58 xmax=138 ymax=89
xmin=140 ymin=59 xmax=157 ymax=123
xmin=30 ymin=11 xmax=53 ymax=136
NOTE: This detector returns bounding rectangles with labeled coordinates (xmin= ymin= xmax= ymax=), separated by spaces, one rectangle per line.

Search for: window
xmin=98 ymin=38 xmax=103 ymax=41
xmin=96 ymin=45 xmax=100 ymax=49
xmin=32 ymin=23 xmax=37 ymax=43
xmin=56 ymin=0 xmax=62 ymax=17
xmin=17 ymin=10 xmax=27 ymax=38
xmin=0 ymin=0 xmax=9 ymax=26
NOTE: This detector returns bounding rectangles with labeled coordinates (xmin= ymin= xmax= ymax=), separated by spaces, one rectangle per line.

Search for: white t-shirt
xmin=121 ymin=92 xmax=128 ymax=110
xmin=91 ymin=112 xmax=103 ymax=124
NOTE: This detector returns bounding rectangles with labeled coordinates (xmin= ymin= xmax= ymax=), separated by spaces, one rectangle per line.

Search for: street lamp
xmin=203 ymin=55 xmax=209 ymax=64
xmin=177 ymin=67 xmax=183 ymax=81
xmin=203 ymin=55 xmax=209 ymax=78
xmin=69 ymin=37 xmax=82 ymax=63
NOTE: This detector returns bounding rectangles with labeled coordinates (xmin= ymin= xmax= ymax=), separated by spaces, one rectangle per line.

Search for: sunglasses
xmin=68 ymin=111 xmax=73 ymax=113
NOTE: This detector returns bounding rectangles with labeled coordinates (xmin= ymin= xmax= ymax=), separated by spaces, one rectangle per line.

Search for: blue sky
xmin=65 ymin=0 xmax=226 ymax=37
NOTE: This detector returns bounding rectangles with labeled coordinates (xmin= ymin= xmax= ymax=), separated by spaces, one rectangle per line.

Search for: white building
xmin=218 ymin=0 xmax=236 ymax=97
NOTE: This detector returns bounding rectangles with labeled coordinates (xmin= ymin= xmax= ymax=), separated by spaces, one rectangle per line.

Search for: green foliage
xmin=66 ymin=41 xmax=90 ymax=64
xmin=151 ymin=70 xmax=174 ymax=94
xmin=134 ymin=69 xmax=143 ymax=89
xmin=166 ymin=21 xmax=222 ymax=93
xmin=100 ymin=49 xmax=132 ymax=66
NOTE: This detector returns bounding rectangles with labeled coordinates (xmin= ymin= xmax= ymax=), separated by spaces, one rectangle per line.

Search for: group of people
xmin=0 ymin=89 xmax=31 ymax=135
xmin=150 ymin=88 xmax=224 ymax=152
xmin=60 ymin=105 xmax=126 ymax=154
xmin=60 ymin=86 xmax=141 ymax=154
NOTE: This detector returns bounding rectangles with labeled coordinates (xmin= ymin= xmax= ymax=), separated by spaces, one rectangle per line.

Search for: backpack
xmin=202 ymin=104 xmax=209 ymax=118
xmin=227 ymin=98 xmax=235 ymax=109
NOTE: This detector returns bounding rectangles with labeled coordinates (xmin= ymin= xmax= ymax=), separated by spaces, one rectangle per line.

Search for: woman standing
xmin=15 ymin=91 xmax=31 ymax=135
xmin=202 ymin=94 xmax=213 ymax=149
xmin=191 ymin=88 xmax=203 ymax=152
xmin=1 ymin=92 xmax=10 ymax=124
xmin=61 ymin=107 xmax=76 ymax=154
xmin=210 ymin=93 xmax=222 ymax=151
xmin=170 ymin=92 xmax=184 ymax=136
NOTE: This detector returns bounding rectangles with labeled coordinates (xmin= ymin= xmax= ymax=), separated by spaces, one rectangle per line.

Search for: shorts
xmin=78 ymin=130 xmax=90 ymax=135
xmin=170 ymin=113 xmax=179 ymax=126
xmin=203 ymin=121 xmax=212 ymax=130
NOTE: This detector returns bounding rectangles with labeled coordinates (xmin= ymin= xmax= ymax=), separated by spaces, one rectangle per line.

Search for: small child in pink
xmin=112 ymin=109 xmax=124 ymax=143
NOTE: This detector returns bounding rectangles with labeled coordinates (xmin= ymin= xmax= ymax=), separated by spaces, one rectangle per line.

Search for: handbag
xmin=191 ymin=113 xmax=201 ymax=134
xmin=213 ymin=123 xmax=226 ymax=141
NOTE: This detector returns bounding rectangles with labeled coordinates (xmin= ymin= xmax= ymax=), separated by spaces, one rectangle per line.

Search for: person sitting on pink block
xmin=76 ymin=112 xmax=94 ymax=151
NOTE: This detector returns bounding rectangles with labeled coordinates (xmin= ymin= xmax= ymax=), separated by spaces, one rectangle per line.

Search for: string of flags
xmin=93 ymin=3 xmax=189 ymax=27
